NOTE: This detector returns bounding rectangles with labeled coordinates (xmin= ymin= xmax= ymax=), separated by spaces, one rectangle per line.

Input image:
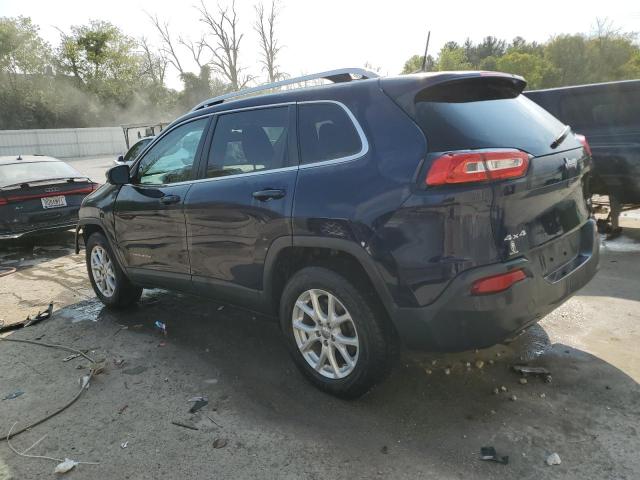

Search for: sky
xmin=2 ymin=0 xmax=639 ymax=90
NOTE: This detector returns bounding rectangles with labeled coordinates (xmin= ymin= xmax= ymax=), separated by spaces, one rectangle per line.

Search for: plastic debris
xmin=188 ymin=396 xmax=209 ymax=414
xmin=444 ymin=368 xmax=451 ymax=375
xmin=80 ymin=375 xmax=91 ymax=389
xmin=519 ymin=378 xmax=528 ymax=385
xmin=212 ymin=437 xmax=228 ymax=449
xmin=2 ymin=390 xmax=24 ymax=401
xmin=546 ymin=452 xmax=561 ymax=466
xmin=120 ymin=441 xmax=128 ymax=449
xmin=154 ymin=321 xmax=167 ymax=336
xmin=480 ymin=446 xmax=509 ymax=465
xmin=424 ymin=368 xmax=432 ymax=375
xmin=62 ymin=353 xmax=81 ymax=362
xmin=217 ymin=306 xmax=224 ymax=311
xmin=500 ymin=386 xmax=508 ymax=392
xmin=475 ymin=360 xmax=484 ymax=369
xmin=54 ymin=458 xmax=79 ymax=474
xmin=510 ymin=394 xmax=518 ymax=401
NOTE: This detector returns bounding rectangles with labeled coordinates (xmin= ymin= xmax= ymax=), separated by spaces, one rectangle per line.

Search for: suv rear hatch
xmin=382 ymin=73 xmax=592 ymax=275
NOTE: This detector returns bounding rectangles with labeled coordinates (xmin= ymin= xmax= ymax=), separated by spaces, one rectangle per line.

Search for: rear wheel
xmin=86 ymin=232 xmax=142 ymax=308
xmin=280 ymin=267 xmax=392 ymax=399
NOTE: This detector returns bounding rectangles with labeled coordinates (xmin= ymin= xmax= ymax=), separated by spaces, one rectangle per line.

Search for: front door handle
xmin=160 ymin=194 xmax=181 ymax=205
xmin=252 ymin=189 xmax=285 ymax=201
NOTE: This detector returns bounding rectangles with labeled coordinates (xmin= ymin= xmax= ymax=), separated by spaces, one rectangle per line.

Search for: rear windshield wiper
xmin=550 ymin=125 xmax=571 ymax=149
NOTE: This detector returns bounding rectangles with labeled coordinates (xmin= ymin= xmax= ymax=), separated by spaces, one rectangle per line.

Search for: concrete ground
xmin=0 ymin=200 xmax=639 ymax=478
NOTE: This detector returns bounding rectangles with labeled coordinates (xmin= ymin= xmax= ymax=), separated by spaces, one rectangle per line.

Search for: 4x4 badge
xmin=504 ymin=230 xmax=527 ymax=255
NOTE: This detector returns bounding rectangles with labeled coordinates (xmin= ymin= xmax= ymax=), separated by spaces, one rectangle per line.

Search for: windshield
xmin=0 ymin=161 xmax=84 ymax=188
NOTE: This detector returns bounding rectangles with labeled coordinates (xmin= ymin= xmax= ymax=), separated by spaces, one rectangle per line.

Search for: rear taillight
xmin=575 ymin=134 xmax=591 ymax=157
xmin=0 ymin=197 xmax=7 ymax=206
xmin=3 ymin=185 xmax=96 ymax=203
xmin=471 ymin=269 xmax=527 ymax=295
xmin=426 ymin=150 xmax=530 ymax=186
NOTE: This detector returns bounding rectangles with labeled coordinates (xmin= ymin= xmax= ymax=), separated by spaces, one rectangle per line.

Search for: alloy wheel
xmin=291 ymin=289 xmax=359 ymax=379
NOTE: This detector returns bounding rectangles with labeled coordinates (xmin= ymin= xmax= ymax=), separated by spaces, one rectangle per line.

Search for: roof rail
xmin=191 ymin=67 xmax=379 ymax=111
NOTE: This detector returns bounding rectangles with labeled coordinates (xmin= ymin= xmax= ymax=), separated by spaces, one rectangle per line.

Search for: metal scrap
xmin=480 ymin=446 xmax=509 ymax=465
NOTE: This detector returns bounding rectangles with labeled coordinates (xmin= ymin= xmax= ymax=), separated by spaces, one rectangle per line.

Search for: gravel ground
xmin=0 ymin=216 xmax=638 ymax=479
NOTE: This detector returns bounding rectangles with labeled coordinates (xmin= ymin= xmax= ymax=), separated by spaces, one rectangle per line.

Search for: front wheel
xmin=280 ymin=267 xmax=392 ymax=399
xmin=86 ymin=232 xmax=142 ymax=308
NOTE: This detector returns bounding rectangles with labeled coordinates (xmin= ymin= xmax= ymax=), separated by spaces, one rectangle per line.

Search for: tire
xmin=86 ymin=232 xmax=142 ymax=308
xmin=279 ymin=266 xmax=392 ymax=399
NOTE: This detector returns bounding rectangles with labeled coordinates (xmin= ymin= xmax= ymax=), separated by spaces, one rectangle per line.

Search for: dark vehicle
xmin=525 ymin=80 xmax=640 ymax=234
xmin=115 ymin=137 xmax=154 ymax=166
xmin=1 ymin=155 xmax=97 ymax=240
xmin=77 ymin=68 xmax=599 ymax=398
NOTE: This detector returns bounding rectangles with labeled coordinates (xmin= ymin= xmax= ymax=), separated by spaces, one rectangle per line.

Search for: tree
xmin=436 ymin=45 xmax=472 ymax=71
xmin=56 ymin=20 xmax=141 ymax=104
xmin=197 ymin=0 xmax=251 ymax=91
xmin=0 ymin=16 xmax=50 ymax=79
xmin=496 ymin=51 xmax=554 ymax=89
xmin=401 ymin=54 xmax=434 ymax=74
xmin=544 ymin=34 xmax=590 ymax=86
xmin=254 ymin=0 xmax=285 ymax=83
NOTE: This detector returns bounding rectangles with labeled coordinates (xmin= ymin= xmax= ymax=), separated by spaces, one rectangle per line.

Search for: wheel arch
xmin=263 ymin=236 xmax=396 ymax=322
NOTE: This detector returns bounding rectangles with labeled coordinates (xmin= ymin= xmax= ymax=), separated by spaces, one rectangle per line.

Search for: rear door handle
xmin=160 ymin=194 xmax=181 ymax=205
xmin=252 ymin=189 xmax=285 ymax=201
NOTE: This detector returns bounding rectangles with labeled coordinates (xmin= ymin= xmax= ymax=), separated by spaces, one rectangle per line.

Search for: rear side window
xmin=411 ymin=95 xmax=565 ymax=157
xmin=560 ymin=88 xmax=640 ymax=129
xmin=298 ymin=103 xmax=362 ymax=164
xmin=207 ymin=107 xmax=289 ymax=178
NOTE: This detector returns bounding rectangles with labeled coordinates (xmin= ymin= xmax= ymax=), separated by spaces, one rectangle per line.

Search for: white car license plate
xmin=41 ymin=195 xmax=67 ymax=209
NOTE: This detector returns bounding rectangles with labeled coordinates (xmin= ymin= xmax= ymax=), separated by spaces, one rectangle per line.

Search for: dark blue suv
xmin=77 ymin=69 xmax=599 ymax=398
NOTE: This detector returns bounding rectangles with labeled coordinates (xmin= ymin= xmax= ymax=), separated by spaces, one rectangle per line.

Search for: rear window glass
xmin=298 ymin=103 xmax=362 ymax=164
xmin=0 ymin=161 xmax=83 ymax=188
xmin=410 ymin=95 xmax=566 ymax=157
xmin=559 ymin=88 xmax=640 ymax=129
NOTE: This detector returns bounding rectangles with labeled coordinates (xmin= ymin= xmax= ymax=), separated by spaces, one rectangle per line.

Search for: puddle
xmin=600 ymin=234 xmax=640 ymax=253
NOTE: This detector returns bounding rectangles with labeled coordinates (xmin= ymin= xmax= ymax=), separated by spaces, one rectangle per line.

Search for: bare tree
xmin=179 ymin=35 xmax=207 ymax=69
xmin=197 ymin=0 xmax=252 ymax=91
xmin=254 ymin=0 xmax=284 ymax=83
xmin=148 ymin=13 xmax=186 ymax=76
xmin=140 ymin=36 xmax=168 ymax=85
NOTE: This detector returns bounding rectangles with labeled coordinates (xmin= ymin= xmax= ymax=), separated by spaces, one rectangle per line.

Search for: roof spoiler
xmin=381 ymin=71 xmax=527 ymax=113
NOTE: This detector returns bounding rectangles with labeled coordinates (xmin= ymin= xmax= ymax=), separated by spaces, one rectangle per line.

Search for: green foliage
xmin=401 ymin=54 xmax=435 ymax=74
xmin=401 ymin=25 xmax=640 ymax=91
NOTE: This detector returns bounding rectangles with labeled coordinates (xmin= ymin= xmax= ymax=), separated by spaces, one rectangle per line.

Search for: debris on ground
xmin=54 ymin=458 xmax=79 ymax=474
xmin=424 ymin=368 xmax=432 ymax=375
xmin=154 ymin=321 xmax=167 ymax=336
xmin=120 ymin=441 xmax=128 ymax=449
xmin=540 ymin=393 xmax=546 ymax=399
xmin=217 ymin=306 xmax=224 ymax=311
xmin=0 ymin=302 xmax=53 ymax=333
xmin=62 ymin=353 xmax=81 ymax=362
xmin=500 ymin=386 xmax=508 ymax=392
xmin=546 ymin=452 xmax=562 ymax=466
xmin=158 ymin=341 xmax=166 ymax=347
xmin=510 ymin=395 xmax=518 ymax=401
xmin=113 ymin=358 xmax=126 ymax=368
xmin=188 ymin=396 xmax=209 ymax=413
xmin=212 ymin=437 xmax=228 ymax=449
xmin=118 ymin=405 xmax=128 ymax=414
xmin=480 ymin=446 xmax=509 ymax=465
xmin=475 ymin=360 xmax=484 ymax=369
xmin=493 ymin=387 xmax=499 ymax=395
xmin=2 ymin=390 xmax=24 ymax=401
xmin=0 ymin=266 xmax=17 ymax=277
xmin=444 ymin=368 xmax=451 ymax=375
xmin=512 ymin=365 xmax=552 ymax=383
xmin=380 ymin=445 xmax=388 ymax=454
xmin=519 ymin=378 xmax=528 ymax=385
xmin=171 ymin=420 xmax=199 ymax=431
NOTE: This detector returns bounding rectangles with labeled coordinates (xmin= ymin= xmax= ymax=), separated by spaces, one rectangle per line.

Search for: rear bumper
xmin=0 ymin=221 xmax=78 ymax=240
xmin=390 ymin=219 xmax=599 ymax=351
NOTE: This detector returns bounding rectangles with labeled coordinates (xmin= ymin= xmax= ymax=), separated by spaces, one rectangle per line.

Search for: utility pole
xmin=421 ymin=31 xmax=431 ymax=72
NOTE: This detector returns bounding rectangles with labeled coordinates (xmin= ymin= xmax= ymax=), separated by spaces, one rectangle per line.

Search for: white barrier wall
xmin=0 ymin=127 xmax=126 ymax=158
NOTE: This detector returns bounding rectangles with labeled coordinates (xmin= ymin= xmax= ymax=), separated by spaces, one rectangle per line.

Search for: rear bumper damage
xmin=390 ymin=219 xmax=599 ymax=351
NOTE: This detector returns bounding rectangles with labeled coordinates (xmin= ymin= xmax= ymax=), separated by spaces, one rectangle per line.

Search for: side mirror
xmin=106 ymin=164 xmax=130 ymax=186
xmin=116 ymin=154 xmax=124 ymax=163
